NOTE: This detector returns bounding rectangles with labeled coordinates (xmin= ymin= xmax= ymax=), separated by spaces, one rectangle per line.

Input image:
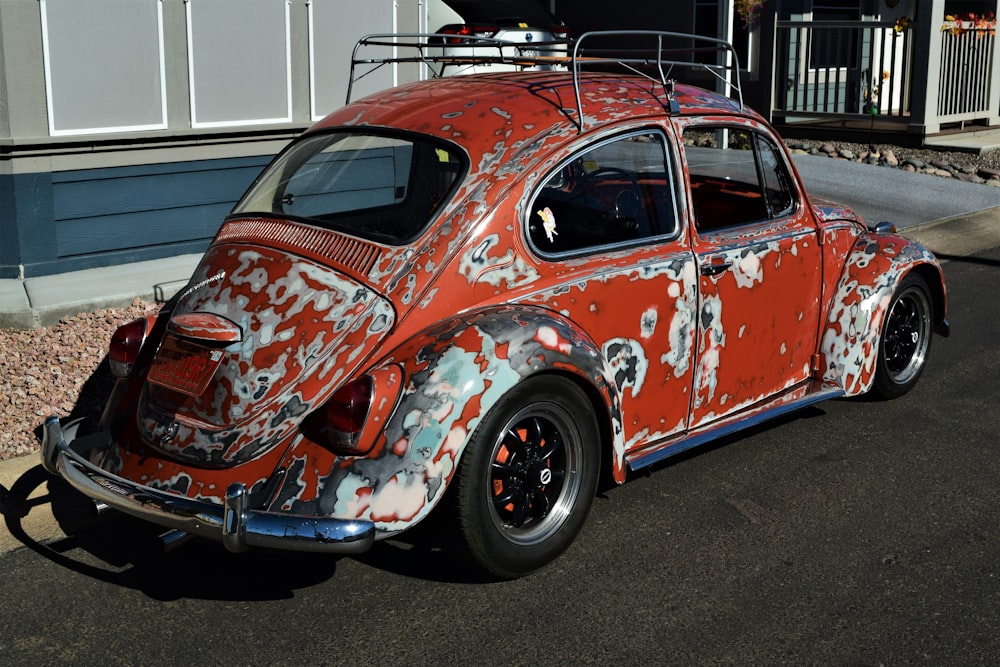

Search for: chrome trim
xmin=40 ymin=417 xmax=376 ymax=555
xmin=626 ymin=383 xmax=845 ymax=472
xmin=869 ymin=221 xmax=897 ymax=234
xmin=937 ymin=317 xmax=951 ymax=338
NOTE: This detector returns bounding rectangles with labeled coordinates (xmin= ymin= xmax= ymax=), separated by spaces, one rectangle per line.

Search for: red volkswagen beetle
xmin=41 ymin=32 xmax=948 ymax=579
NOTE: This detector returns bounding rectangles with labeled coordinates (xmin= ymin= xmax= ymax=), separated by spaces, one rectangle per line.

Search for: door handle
xmin=700 ymin=259 xmax=732 ymax=276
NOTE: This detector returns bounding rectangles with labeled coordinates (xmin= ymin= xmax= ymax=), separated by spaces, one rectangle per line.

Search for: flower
xmin=735 ymin=0 xmax=767 ymax=29
xmin=942 ymin=12 xmax=997 ymax=38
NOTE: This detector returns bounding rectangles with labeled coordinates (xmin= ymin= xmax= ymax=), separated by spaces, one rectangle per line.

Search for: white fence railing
xmin=938 ymin=24 xmax=996 ymax=120
xmin=774 ymin=20 xmax=913 ymax=119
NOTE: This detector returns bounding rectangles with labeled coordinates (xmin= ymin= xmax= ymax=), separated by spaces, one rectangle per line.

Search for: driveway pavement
xmin=791 ymin=152 xmax=1000 ymax=230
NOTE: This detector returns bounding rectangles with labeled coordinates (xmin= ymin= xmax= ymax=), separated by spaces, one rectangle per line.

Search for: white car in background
xmin=429 ymin=0 xmax=569 ymax=74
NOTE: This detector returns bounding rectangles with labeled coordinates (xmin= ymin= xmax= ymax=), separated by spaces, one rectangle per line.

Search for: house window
xmin=40 ymin=0 xmax=167 ymax=136
xmin=812 ymin=0 xmax=864 ymax=20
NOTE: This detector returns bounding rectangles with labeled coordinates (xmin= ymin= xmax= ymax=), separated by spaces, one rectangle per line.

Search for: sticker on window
xmin=538 ymin=207 xmax=557 ymax=242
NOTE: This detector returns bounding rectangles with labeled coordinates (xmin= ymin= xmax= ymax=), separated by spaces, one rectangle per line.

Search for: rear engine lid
xmin=137 ymin=242 xmax=395 ymax=466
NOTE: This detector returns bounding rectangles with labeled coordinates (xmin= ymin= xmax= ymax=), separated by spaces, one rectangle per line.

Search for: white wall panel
xmin=186 ymin=0 xmax=292 ymax=127
xmin=309 ymin=0 xmax=396 ymax=120
xmin=41 ymin=0 xmax=167 ymax=136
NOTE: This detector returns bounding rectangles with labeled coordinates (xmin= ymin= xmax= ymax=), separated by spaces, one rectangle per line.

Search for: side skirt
xmin=625 ymin=382 xmax=845 ymax=473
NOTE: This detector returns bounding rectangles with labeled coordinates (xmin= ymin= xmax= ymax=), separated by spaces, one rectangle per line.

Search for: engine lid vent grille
xmin=215 ymin=217 xmax=382 ymax=279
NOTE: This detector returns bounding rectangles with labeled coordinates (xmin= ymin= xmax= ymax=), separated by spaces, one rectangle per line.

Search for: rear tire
xmin=870 ymin=273 xmax=933 ymax=400
xmin=452 ymin=376 xmax=600 ymax=579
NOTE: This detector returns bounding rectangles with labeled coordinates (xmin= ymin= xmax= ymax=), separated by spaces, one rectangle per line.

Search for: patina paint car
xmin=41 ymin=32 xmax=948 ymax=579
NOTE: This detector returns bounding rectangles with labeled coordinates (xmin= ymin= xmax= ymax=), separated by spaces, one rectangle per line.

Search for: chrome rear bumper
xmin=40 ymin=416 xmax=376 ymax=554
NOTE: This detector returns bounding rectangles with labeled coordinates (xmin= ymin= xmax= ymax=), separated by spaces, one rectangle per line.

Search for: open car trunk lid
xmin=136 ymin=242 xmax=395 ymax=467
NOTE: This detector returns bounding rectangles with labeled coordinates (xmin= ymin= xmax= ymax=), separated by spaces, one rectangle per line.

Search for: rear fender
xmin=819 ymin=234 xmax=946 ymax=395
xmin=295 ymin=306 xmax=624 ymax=535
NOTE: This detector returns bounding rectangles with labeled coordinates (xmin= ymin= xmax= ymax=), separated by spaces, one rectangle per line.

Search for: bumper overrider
xmin=40 ymin=416 xmax=376 ymax=554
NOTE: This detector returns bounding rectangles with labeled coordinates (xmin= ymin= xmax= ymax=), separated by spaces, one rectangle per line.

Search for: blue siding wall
xmin=0 ymin=174 xmax=17 ymax=279
xmin=0 ymin=155 xmax=272 ymax=278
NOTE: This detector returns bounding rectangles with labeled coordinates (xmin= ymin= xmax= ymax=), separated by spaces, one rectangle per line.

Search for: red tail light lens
xmin=310 ymin=366 xmax=403 ymax=456
xmin=327 ymin=376 xmax=374 ymax=436
xmin=551 ymin=26 xmax=571 ymax=39
xmin=109 ymin=318 xmax=150 ymax=378
xmin=440 ymin=23 xmax=500 ymax=44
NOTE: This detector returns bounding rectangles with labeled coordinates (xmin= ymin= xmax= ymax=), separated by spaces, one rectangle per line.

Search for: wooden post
xmin=908 ymin=0 xmax=946 ymax=135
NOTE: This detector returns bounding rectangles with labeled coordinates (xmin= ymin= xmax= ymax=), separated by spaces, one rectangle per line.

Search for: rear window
xmin=233 ymin=131 xmax=466 ymax=245
xmin=442 ymin=0 xmax=559 ymax=26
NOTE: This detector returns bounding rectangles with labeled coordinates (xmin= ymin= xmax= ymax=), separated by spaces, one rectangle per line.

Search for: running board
xmin=626 ymin=383 xmax=845 ymax=472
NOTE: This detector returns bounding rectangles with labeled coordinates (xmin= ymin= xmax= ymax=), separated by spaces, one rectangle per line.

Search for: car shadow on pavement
xmin=5 ymin=353 xmax=489 ymax=593
xmin=1 ymin=462 xmax=343 ymax=602
xmin=354 ymin=510 xmax=500 ymax=584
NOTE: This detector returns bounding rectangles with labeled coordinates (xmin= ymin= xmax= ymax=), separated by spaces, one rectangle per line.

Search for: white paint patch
xmin=602 ymin=337 xmax=649 ymax=398
xmin=640 ymin=307 xmax=658 ymax=339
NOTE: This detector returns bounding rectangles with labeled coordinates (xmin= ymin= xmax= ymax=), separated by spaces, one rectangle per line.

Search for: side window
xmin=684 ymin=127 xmax=797 ymax=233
xmin=528 ymin=132 xmax=678 ymax=256
xmin=756 ymin=134 xmax=795 ymax=218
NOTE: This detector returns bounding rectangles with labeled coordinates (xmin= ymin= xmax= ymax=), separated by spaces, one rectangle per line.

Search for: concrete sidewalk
xmin=0 ymin=253 xmax=202 ymax=329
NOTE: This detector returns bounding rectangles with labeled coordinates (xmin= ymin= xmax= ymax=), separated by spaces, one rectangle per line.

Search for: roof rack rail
xmin=570 ymin=31 xmax=743 ymax=129
xmin=347 ymin=30 xmax=743 ymax=130
xmin=347 ymin=32 xmax=571 ymax=102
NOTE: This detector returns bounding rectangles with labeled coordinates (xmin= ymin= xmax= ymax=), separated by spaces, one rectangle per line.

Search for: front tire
xmin=452 ymin=376 xmax=600 ymax=579
xmin=871 ymin=273 xmax=933 ymax=400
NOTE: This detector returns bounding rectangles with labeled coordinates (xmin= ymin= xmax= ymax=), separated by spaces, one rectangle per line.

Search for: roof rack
xmin=348 ymin=30 xmax=743 ymax=131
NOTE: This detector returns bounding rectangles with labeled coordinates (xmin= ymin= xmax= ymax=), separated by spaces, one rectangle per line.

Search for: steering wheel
xmin=573 ymin=166 xmax=644 ymax=234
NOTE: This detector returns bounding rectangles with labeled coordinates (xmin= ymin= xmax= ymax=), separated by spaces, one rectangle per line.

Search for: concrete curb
xmin=0 ymin=452 xmax=66 ymax=555
xmin=0 ymin=253 xmax=202 ymax=330
xmin=899 ymin=206 xmax=1000 ymax=259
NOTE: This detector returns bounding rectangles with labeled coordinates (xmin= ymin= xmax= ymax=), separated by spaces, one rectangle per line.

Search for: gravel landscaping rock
xmin=784 ymin=138 xmax=1000 ymax=185
xmin=1 ymin=298 xmax=159 ymax=460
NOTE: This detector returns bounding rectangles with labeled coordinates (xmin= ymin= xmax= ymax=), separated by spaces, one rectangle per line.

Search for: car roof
xmin=314 ymin=71 xmax=751 ymax=163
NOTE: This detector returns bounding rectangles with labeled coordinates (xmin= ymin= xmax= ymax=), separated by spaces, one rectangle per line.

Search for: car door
xmin=524 ymin=128 xmax=698 ymax=449
xmin=682 ymin=123 xmax=823 ymax=429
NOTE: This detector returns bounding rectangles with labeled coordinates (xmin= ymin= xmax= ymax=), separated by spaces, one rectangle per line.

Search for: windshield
xmin=233 ymin=131 xmax=466 ymax=245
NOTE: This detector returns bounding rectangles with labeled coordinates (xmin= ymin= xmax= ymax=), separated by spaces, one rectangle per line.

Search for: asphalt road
xmin=791 ymin=152 xmax=1000 ymax=230
xmin=1 ymin=250 xmax=998 ymax=663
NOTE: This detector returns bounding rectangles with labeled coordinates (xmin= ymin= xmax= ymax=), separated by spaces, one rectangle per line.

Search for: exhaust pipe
xmin=160 ymin=529 xmax=194 ymax=552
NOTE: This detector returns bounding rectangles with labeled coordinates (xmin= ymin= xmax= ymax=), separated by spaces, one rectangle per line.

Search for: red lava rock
xmin=0 ymin=299 xmax=160 ymax=460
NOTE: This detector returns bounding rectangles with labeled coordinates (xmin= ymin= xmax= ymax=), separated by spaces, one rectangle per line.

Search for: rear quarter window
xmin=234 ymin=131 xmax=466 ymax=245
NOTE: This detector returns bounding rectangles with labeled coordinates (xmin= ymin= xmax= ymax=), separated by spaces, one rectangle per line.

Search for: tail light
xmin=109 ymin=317 xmax=152 ymax=378
xmin=327 ymin=376 xmax=374 ymax=438
xmin=551 ymin=25 xmax=571 ymax=40
xmin=313 ymin=365 xmax=403 ymax=456
xmin=440 ymin=24 xmax=500 ymax=44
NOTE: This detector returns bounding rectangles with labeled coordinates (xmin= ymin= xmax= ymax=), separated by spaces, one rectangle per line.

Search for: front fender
xmin=283 ymin=305 xmax=624 ymax=536
xmin=819 ymin=234 xmax=945 ymax=396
